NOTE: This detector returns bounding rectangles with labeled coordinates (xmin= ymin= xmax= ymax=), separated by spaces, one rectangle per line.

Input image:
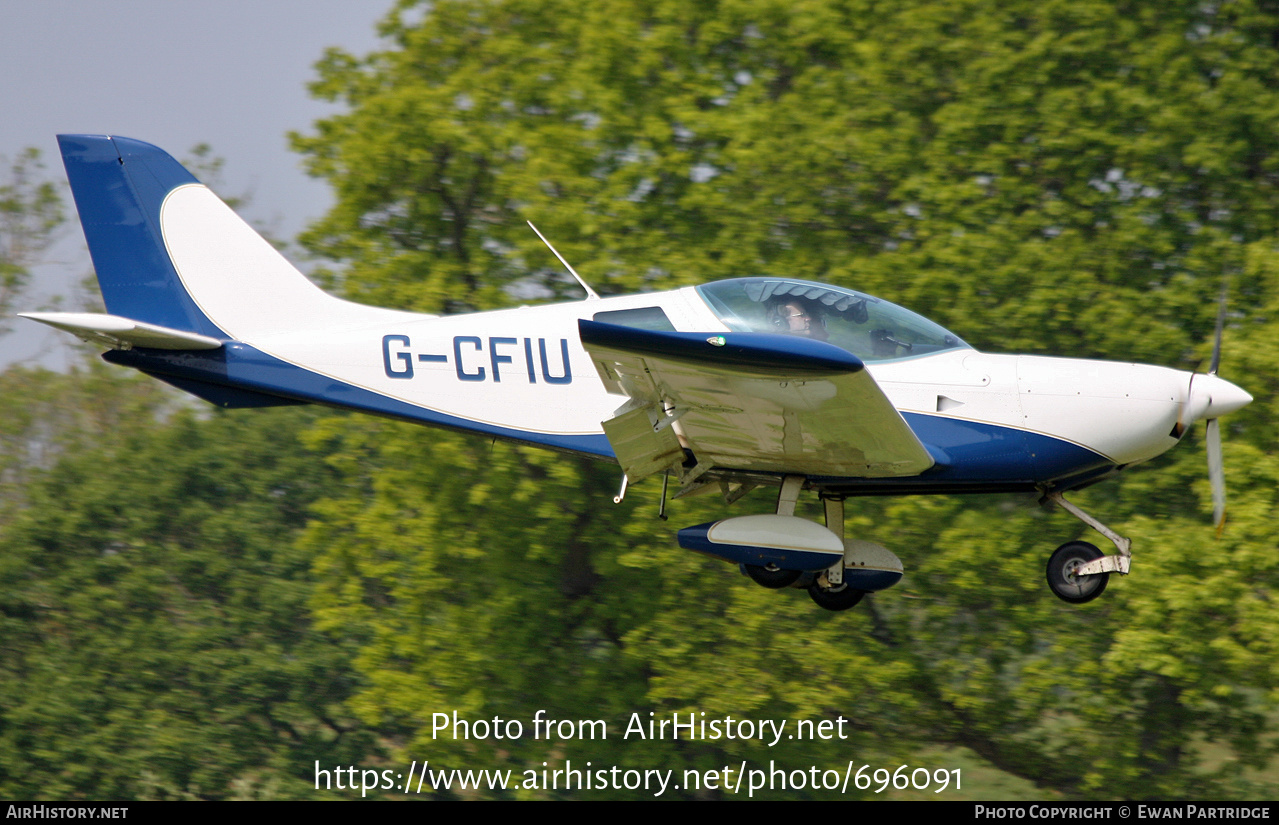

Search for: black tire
xmin=807 ymin=580 xmax=866 ymax=611
xmin=1046 ymin=541 xmax=1109 ymax=604
xmin=743 ymin=563 xmax=802 ymax=589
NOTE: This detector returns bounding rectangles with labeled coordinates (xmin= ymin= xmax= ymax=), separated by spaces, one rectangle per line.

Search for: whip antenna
xmin=527 ymin=220 xmax=600 ymax=301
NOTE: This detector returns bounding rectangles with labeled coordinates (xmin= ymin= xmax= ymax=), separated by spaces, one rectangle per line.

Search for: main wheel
xmin=743 ymin=563 xmax=802 ymax=589
xmin=807 ymin=580 xmax=866 ymax=611
xmin=1046 ymin=541 xmax=1109 ymax=604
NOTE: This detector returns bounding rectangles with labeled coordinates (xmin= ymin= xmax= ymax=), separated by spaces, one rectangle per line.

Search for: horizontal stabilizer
xmin=18 ymin=312 xmax=223 ymax=350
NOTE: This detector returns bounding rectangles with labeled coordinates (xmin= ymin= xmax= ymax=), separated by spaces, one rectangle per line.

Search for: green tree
xmin=0 ymin=148 xmax=63 ymax=331
xmin=0 ymin=140 xmax=377 ymax=798
xmin=286 ymin=0 xmax=1279 ymax=798
xmin=0 ymin=387 xmax=380 ymax=799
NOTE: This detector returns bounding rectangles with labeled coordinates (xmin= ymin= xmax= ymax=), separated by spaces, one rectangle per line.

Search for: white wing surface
xmin=580 ymin=320 xmax=935 ymax=481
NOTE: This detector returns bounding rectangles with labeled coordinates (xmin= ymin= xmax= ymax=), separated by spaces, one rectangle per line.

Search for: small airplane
xmin=22 ymin=135 xmax=1254 ymax=612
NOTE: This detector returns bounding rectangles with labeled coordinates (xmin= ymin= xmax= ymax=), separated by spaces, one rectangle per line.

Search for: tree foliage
xmin=286 ymin=0 xmax=1279 ymax=798
xmin=295 ymin=0 xmax=1279 ymax=361
xmin=0 ymin=148 xmax=63 ymax=330
xmin=0 ymin=368 xmax=378 ymax=799
xmin=6 ymin=0 xmax=1279 ymax=801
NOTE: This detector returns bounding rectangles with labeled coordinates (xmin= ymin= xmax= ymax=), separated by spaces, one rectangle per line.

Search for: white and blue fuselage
xmin=23 ymin=135 xmax=1253 ymax=609
xmin=34 ymin=135 xmax=1249 ymax=500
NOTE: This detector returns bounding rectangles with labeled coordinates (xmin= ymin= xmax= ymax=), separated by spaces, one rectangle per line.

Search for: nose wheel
xmin=1046 ymin=541 xmax=1109 ymax=604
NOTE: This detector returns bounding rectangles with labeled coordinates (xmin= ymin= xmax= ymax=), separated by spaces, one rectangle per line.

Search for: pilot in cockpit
xmin=766 ymin=299 xmax=830 ymax=342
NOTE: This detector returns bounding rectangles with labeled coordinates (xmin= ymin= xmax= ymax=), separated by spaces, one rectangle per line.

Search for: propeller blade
xmin=1209 ymin=280 xmax=1227 ymax=375
xmin=1206 ymin=416 xmax=1226 ymax=534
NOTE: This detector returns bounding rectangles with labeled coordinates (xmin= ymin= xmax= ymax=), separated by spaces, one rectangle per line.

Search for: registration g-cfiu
xmin=25 ymin=135 xmax=1253 ymax=612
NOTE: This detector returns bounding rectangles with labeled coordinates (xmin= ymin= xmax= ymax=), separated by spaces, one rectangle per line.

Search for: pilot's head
xmin=768 ymin=300 xmax=828 ymax=341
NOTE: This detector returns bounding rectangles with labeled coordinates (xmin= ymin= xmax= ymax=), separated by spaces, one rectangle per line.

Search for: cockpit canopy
xmin=696 ymin=278 xmax=969 ymax=363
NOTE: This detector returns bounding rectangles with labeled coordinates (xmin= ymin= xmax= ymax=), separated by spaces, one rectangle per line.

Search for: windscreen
xmin=696 ymin=278 xmax=969 ymax=362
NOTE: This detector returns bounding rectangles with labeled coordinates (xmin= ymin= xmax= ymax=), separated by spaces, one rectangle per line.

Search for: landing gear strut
xmin=807 ymin=494 xmax=869 ymax=612
xmin=707 ymin=476 xmax=895 ymax=611
xmin=1042 ymin=491 xmax=1130 ymax=604
xmin=743 ymin=475 xmax=808 ymax=591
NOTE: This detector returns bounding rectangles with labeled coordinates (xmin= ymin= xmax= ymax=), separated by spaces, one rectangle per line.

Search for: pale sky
xmin=0 ymin=0 xmax=388 ymax=368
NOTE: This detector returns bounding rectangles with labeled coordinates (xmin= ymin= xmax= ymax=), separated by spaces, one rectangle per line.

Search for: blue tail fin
xmin=58 ymin=134 xmax=224 ymax=338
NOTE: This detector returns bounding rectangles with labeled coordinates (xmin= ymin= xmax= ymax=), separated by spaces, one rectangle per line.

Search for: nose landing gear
xmin=1042 ymin=492 xmax=1130 ymax=604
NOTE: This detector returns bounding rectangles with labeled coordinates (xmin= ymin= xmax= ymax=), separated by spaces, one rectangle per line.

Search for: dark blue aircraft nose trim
xmin=903 ymin=413 xmax=1112 ymax=482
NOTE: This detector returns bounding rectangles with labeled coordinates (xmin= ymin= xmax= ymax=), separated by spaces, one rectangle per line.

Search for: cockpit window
xmin=592 ymin=306 xmax=676 ymax=332
xmin=696 ymin=278 xmax=969 ymax=362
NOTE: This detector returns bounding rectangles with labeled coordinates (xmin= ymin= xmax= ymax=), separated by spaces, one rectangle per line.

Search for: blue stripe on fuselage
xmin=812 ymin=413 xmax=1115 ymax=494
xmin=103 ymin=344 xmax=1114 ymax=485
xmin=104 ymin=343 xmax=615 ymax=458
xmin=902 ymin=412 xmax=1114 ymax=482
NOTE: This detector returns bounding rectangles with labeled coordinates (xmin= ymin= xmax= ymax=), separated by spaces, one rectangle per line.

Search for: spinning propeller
xmin=1172 ymin=284 xmax=1253 ymax=532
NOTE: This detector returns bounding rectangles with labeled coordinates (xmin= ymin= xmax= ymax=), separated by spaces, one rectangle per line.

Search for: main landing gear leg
xmin=742 ymin=476 xmax=807 ymax=589
xmin=1042 ymin=491 xmax=1131 ymax=604
xmin=775 ymin=474 xmax=803 ymax=517
xmin=823 ymin=497 xmax=845 ymax=588
xmin=808 ymin=494 xmax=865 ymax=611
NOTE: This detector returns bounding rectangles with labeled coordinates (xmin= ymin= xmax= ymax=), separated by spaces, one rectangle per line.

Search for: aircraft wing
xmin=579 ymin=320 xmax=935 ymax=482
